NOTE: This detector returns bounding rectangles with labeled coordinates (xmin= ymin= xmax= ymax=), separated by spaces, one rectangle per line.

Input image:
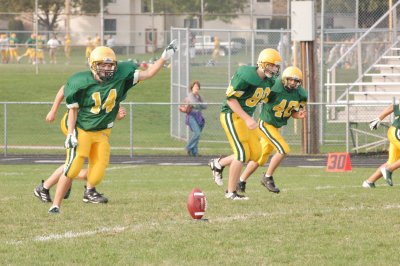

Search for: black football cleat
xmin=34 ymin=180 xmax=52 ymax=202
xmin=261 ymin=175 xmax=280 ymax=194
xmin=236 ymin=181 xmax=247 ymax=193
xmin=83 ymin=186 xmax=108 ymax=204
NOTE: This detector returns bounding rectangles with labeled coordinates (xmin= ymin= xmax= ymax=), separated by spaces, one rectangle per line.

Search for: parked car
xmin=194 ymin=35 xmax=243 ymax=55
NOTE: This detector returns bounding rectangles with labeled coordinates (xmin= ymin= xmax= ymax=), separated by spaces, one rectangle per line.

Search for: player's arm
xmin=64 ymin=107 xmax=78 ymax=148
xmin=369 ymin=104 xmax=394 ymax=130
xmin=46 ymin=85 xmax=65 ymax=123
xmin=116 ymin=106 xmax=126 ymax=121
xmin=227 ymin=98 xmax=257 ymax=130
xmin=292 ymin=100 xmax=307 ymax=119
xmin=138 ymin=40 xmax=177 ymax=82
xmin=292 ymin=110 xmax=307 ymax=119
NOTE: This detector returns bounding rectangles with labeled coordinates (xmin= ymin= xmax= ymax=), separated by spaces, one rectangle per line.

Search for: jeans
xmin=186 ymin=115 xmax=202 ymax=156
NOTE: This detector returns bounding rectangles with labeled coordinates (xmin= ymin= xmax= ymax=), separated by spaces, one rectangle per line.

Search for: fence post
xmin=3 ymin=103 xmax=7 ymax=157
xmin=129 ymin=103 xmax=134 ymax=158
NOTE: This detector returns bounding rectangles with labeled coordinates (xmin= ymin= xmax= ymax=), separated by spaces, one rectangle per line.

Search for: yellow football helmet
xmin=89 ymin=46 xmax=117 ymax=80
xmin=257 ymin=48 xmax=282 ymax=78
xmin=282 ymin=66 xmax=303 ymax=89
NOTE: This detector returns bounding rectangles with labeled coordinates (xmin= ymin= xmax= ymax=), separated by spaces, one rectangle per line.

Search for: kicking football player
xmin=209 ymin=48 xmax=281 ymax=200
xmin=33 ymin=85 xmax=126 ymax=203
xmin=362 ymin=104 xmax=400 ymax=188
xmin=48 ymin=41 xmax=177 ymax=213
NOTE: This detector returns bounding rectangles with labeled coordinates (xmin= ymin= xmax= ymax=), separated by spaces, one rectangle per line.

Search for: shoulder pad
xmin=236 ymin=66 xmax=261 ymax=86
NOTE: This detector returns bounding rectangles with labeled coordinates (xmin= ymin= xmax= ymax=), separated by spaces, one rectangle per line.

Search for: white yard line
xmin=158 ymin=163 xmax=203 ymax=166
xmin=34 ymin=226 xmax=127 ymax=242
xmin=5 ymin=202 xmax=400 ymax=245
xmin=35 ymin=160 xmax=65 ymax=163
xmin=106 ymin=165 xmax=139 ymax=171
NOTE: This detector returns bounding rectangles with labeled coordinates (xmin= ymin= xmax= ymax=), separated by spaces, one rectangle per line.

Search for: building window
xmin=257 ymin=0 xmax=270 ymax=2
xmin=184 ymin=19 xmax=198 ymax=29
xmin=142 ymin=0 xmax=150 ymax=13
xmin=257 ymin=18 xmax=270 ymax=29
xmin=104 ymin=19 xmax=117 ymax=35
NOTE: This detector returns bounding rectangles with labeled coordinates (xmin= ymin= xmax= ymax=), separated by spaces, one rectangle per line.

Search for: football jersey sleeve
xmin=298 ymin=87 xmax=308 ymax=109
xmin=393 ymin=104 xmax=400 ymax=117
xmin=64 ymin=71 xmax=94 ymax=109
xmin=225 ymin=66 xmax=259 ymax=99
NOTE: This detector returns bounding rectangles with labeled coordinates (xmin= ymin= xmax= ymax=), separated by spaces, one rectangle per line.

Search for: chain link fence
xmin=1 ymin=0 xmax=399 ymax=156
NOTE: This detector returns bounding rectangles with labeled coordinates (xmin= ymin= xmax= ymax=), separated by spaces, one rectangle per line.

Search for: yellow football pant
xmin=257 ymin=120 xmax=290 ymax=166
xmin=64 ymin=127 xmax=111 ymax=187
xmin=387 ymin=126 xmax=400 ymax=164
xmin=8 ymin=48 xmax=18 ymax=59
xmin=220 ymin=112 xmax=261 ymax=163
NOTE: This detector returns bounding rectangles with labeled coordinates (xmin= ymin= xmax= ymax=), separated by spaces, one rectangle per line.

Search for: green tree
xmin=0 ymin=0 xmax=111 ymax=31
xmin=143 ymin=0 xmax=248 ymax=27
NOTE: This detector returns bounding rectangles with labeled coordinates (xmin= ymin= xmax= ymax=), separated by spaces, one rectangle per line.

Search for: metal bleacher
xmin=324 ymin=1 xmax=400 ymax=152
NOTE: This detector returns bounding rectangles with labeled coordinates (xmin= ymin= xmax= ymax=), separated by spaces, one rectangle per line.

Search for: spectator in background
xmin=189 ymin=33 xmax=196 ymax=60
xmin=85 ymin=36 xmax=94 ymax=61
xmin=212 ymin=36 xmax=220 ymax=63
xmin=8 ymin=33 xmax=19 ymax=63
xmin=47 ymin=34 xmax=60 ymax=64
xmin=35 ymin=35 xmax=45 ymax=64
xmin=181 ymin=81 xmax=207 ymax=157
xmin=106 ymin=34 xmax=115 ymax=48
xmin=94 ymin=33 xmax=101 ymax=47
xmin=64 ymin=34 xmax=71 ymax=64
xmin=0 ymin=34 xmax=8 ymax=63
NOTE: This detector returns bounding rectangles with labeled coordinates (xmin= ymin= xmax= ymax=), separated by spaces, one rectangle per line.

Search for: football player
xmin=64 ymin=34 xmax=71 ymax=64
xmin=34 ymin=85 xmax=126 ymax=203
xmin=362 ymin=104 xmax=400 ymax=188
xmin=85 ymin=36 xmax=94 ymax=60
xmin=17 ymin=33 xmax=36 ymax=63
xmin=209 ymin=48 xmax=281 ymax=200
xmin=209 ymin=66 xmax=308 ymax=195
xmin=237 ymin=66 xmax=308 ymax=193
xmin=8 ymin=33 xmax=20 ymax=63
xmin=48 ymin=41 xmax=177 ymax=213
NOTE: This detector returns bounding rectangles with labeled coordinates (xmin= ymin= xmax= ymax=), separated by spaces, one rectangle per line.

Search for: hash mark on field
xmin=158 ymin=163 xmax=202 ymax=166
xmin=106 ymin=165 xmax=139 ymax=170
xmin=35 ymin=160 xmax=65 ymax=163
xmin=0 ymin=158 xmax=22 ymax=161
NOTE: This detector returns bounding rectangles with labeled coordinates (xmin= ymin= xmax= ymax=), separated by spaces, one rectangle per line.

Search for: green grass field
xmin=1 ymin=164 xmax=400 ymax=265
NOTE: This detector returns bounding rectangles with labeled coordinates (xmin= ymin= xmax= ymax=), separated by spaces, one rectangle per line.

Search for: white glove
xmin=65 ymin=133 xmax=78 ymax=149
xmin=369 ymin=118 xmax=381 ymax=130
xmin=161 ymin=39 xmax=178 ymax=60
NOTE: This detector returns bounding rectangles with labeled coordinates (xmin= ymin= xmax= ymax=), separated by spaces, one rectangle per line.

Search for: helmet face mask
xmin=94 ymin=61 xmax=117 ymax=80
xmin=257 ymin=48 xmax=282 ymax=78
xmin=284 ymin=78 xmax=301 ymax=90
xmin=282 ymin=66 xmax=303 ymax=90
xmin=89 ymin=46 xmax=117 ymax=81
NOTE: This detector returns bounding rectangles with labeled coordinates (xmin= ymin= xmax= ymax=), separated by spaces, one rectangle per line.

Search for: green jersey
xmin=9 ymin=37 xmax=19 ymax=48
xmin=260 ymin=79 xmax=308 ymax=128
xmin=221 ymin=66 xmax=275 ymax=116
xmin=26 ymin=37 xmax=36 ymax=48
xmin=36 ymin=39 xmax=45 ymax=50
xmin=64 ymin=61 xmax=139 ymax=131
xmin=392 ymin=104 xmax=400 ymax=128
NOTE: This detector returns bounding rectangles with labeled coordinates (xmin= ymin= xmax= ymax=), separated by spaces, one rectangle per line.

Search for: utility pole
xmin=65 ymin=0 xmax=70 ymax=38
